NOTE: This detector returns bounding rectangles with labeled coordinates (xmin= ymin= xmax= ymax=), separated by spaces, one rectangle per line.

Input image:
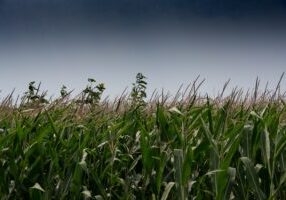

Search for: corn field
xmin=0 ymin=74 xmax=286 ymax=199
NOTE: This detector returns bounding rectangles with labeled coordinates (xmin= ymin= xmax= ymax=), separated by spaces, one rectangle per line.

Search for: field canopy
xmin=0 ymin=74 xmax=286 ymax=199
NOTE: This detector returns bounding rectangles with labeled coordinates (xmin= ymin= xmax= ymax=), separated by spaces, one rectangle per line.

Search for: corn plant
xmin=0 ymin=74 xmax=285 ymax=199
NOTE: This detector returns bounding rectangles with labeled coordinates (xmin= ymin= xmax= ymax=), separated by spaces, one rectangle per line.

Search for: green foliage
xmin=23 ymin=81 xmax=48 ymax=105
xmin=0 ymin=74 xmax=286 ymax=199
xmin=60 ymin=85 xmax=68 ymax=98
xmin=131 ymin=73 xmax=147 ymax=108
xmin=81 ymin=78 xmax=105 ymax=105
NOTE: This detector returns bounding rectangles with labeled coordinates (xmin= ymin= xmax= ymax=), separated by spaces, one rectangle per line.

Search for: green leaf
xmin=174 ymin=149 xmax=187 ymax=200
xmin=82 ymin=186 xmax=92 ymax=199
xmin=79 ymin=148 xmax=88 ymax=170
xmin=88 ymin=78 xmax=96 ymax=83
xmin=222 ymin=167 xmax=236 ymax=200
xmin=240 ymin=157 xmax=266 ymax=200
xmin=30 ymin=183 xmax=45 ymax=192
xmin=161 ymin=182 xmax=175 ymax=200
xmin=200 ymin=117 xmax=219 ymax=158
xmin=169 ymin=107 xmax=183 ymax=115
xmin=262 ymin=128 xmax=271 ymax=177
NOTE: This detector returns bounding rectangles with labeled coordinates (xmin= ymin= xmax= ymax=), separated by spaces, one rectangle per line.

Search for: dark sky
xmin=0 ymin=0 xmax=286 ymax=40
xmin=1 ymin=0 xmax=286 ymax=25
xmin=1 ymin=0 xmax=286 ymax=41
xmin=1 ymin=0 xmax=286 ymax=37
xmin=0 ymin=1 xmax=286 ymax=98
xmin=1 ymin=0 xmax=286 ymax=15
